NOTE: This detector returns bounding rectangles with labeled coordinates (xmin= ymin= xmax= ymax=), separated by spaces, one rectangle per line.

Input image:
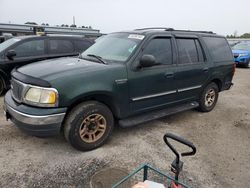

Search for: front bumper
xmin=234 ymin=57 xmax=250 ymax=65
xmin=4 ymin=91 xmax=67 ymax=137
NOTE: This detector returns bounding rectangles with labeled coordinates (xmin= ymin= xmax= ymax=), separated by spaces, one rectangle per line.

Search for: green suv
xmin=4 ymin=28 xmax=235 ymax=151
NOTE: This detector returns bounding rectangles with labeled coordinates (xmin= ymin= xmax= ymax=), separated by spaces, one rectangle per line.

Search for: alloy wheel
xmin=205 ymin=89 xmax=216 ymax=107
xmin=79 ymin=113 xmax=107 ymax=143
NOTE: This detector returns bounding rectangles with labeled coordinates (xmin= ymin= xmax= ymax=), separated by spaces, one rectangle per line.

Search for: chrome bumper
xmin=4 ymin=104 xmax=65 ymax=126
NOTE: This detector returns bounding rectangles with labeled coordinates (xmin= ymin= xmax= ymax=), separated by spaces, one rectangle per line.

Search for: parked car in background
xmin=4 ymin=28 xmax=235 ymax=151
xmin=0 ymin=35 xmax=94 ymax=94
xmin=0 ymin=33 xmax=13 ymax=44
xmin=232 ymin=42 xmax=250 ymax=68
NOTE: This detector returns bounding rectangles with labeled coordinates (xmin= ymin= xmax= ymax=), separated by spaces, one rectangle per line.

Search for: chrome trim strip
xmin=178 ymin=85 xmax=202 ymax=92
xmin=132 ymin=90 xmax=177 ymax=101
xmin=6 ymin=105 xmax=65 ymax=125
xmin=115 ymin=79 xmax=128 ymax=84
xmin=11 ymin=78 xmax=28 ymax=103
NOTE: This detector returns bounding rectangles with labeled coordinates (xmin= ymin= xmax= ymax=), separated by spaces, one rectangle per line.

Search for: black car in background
xmin=0 ymin=35 xmax=94 ymax=94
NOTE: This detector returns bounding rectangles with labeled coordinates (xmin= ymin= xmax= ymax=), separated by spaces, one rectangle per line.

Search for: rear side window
xmin=14 ymin=40 xmax=45 ymax=57
xmin=177 ymin=38 xmax=204 ymax=64
xmin=202 ymin=37 xmax=233 ymax=62
xmin=74 ymin=40 xmax=93 ymax=53
xmin=143 ymin=38 xmax=172 ymax=65
xmin=49 ymin=39 xmax=74 ymax=54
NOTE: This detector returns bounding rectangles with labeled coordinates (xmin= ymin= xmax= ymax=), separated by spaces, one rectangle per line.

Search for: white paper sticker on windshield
xmin=13 ymin=38 xmax=21 ymax=42
xmin=128 ymin=34 xmax=144 ymax=40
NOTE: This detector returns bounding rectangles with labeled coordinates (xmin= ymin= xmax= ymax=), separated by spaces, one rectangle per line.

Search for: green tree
xmin=241 ymin=33 xmax=250 ymax=38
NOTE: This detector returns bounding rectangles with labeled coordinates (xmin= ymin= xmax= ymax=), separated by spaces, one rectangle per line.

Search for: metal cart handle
xmin=163 ymin=133 xmax=196 ymax=160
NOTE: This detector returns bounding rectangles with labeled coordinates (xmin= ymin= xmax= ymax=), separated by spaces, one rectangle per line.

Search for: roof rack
xmin=134 ymin=27 xmax=214 ymax=34
xmin=134 ymin=27 xmax=174 ymax=31
xmin=172 ymin=29 xmax=214 ymax=34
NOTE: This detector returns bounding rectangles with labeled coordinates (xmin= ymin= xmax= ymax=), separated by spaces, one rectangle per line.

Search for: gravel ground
xmin=0 ymin=68 xmax=249 ymax=188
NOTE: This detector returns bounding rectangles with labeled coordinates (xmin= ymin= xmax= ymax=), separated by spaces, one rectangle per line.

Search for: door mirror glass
xmin=6 ymin=50 xmax=16 ymax=60
xmin=140 ymin=54 xmax=156 ymax=67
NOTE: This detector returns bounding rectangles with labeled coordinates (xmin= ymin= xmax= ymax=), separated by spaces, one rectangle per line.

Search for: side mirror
xmin=139 ymin=54 xmax=156 ymax=68
xmin=6 ymin=50 xmax=16 ymax=60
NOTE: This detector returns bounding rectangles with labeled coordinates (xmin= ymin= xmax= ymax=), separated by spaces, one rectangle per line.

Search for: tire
xmin=64 ymin=101 xmax=114 ymax=151
xmin=243 ymin=61 xmax=250 ymax=68
xmin=0 ymin=76 xmax=5 ymax=96
xmin=197 ymin=82 xmax=219 ymax=112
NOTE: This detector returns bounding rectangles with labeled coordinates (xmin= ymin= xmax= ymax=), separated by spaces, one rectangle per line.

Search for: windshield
xmin=232 ymin=43 xmax=250 ymax=51
xmin=0 ymin=38 xmax=21 ymax=52
xmin=81 ymin=33 xmax=144 ymax=62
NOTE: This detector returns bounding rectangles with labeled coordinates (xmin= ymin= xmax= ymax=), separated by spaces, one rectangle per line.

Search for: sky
xmin=0 ymin=0 xmax=250 ymax=36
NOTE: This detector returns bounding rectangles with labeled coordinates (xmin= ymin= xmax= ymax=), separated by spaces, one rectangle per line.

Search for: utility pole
xmin=73 ymin=16 xmax=75 ymax=26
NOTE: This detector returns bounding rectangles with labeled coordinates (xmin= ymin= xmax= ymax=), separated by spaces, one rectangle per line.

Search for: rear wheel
xmin=197 ymin=82 xmax=219 ymax=112
xmin=64 ymin=101 xmax=114 ymax=151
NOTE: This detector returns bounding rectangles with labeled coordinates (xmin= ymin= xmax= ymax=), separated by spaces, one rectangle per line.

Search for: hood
xmin=232 ymin=49 xmax=250 ymax=54
xmin=17 ymin=57 xmax=115 ymax=81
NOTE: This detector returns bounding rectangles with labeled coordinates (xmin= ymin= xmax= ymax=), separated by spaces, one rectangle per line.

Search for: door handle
xmin=203 ymin=67 xmax=209 ymax=72
xmin=164 ymin=72 xmax=174 ymax=78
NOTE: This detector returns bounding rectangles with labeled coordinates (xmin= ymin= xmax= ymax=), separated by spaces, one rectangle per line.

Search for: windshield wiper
xmin=87 ymin=54 xmax=107 ymax=64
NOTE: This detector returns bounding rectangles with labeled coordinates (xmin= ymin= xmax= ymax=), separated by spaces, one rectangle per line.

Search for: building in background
xmin=0 ymin=23 xmax=102 ymax=42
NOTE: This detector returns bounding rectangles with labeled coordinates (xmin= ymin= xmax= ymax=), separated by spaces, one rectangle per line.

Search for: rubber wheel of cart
xmin=64 ymin=101 xmax=114 ymax=151
xmin=197 ymin=82 xmax=219 ymax=112
xmin=0 ymin=76 xmax=5 ymax=96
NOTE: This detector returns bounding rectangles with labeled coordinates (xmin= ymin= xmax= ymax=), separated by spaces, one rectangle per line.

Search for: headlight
xmin=24 ymin=86 xmax=58 ymax=107
xmin=239 ymin=53 xmax=248 ymax=57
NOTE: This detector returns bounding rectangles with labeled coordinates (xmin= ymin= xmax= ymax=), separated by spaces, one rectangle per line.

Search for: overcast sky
xmin=0 ymin=0 xmax=249 ymax=36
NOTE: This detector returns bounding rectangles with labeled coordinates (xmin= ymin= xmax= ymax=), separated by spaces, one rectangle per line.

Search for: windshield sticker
xmin=13 ymin=38 xmax=21 ymax=42
xmin=128 ymin=34 xmax=144 ymax=40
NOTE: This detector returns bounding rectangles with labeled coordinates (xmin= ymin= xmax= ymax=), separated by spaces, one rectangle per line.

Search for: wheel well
xmin=66 ymin=94 xmax=119 ymax=119
xmin=0 ymin=71 xmax=10 ymax=89
xmin=211 ymin=79 xmax=222 ymax=91
xmin=0 ymin=73 xmax=6 ymax=89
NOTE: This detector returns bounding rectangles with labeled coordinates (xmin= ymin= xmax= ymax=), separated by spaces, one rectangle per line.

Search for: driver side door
xmin=128 ymin=36 xmax=178 ymax=114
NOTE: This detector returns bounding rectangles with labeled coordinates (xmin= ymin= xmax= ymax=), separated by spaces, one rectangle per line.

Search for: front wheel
xmin=64 ymin=101 xmax=114 ymax=151
xmin=197 ymin=82 xmax=219 ymax=112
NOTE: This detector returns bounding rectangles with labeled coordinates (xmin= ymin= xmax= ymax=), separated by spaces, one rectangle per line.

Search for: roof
xmin=14 ymin=35 xmax=92 ymax=40
xmin=119 ymin=27 xmax=219 ymax=37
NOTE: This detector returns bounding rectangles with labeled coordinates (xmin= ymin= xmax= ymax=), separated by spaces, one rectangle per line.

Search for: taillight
xmin=232 ymin=63 xmax=236 ymax=76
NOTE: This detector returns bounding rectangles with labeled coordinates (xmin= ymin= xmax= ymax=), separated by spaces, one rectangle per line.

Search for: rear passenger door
xmin=175 ymin=36 xmax=208 ymax=101
xmin=48 ymin=38 xmax=77 ymax=58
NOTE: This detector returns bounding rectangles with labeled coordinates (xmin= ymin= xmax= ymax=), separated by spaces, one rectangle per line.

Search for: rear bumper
xmin=4 ymin=90 xmax=67 ymax=137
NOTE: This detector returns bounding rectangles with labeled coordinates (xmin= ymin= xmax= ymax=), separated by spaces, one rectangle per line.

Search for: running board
xmin=119 ymin=101 xmax=199 ymax=127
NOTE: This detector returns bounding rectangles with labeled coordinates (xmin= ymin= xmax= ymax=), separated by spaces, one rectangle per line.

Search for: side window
xmin=177 ymin=38 xmax=203 ymax=64
xmin=195 ymin=40 xmax=205 ymax=62
xmin=142 ymin=38 xmax=172 ymax=65
xmin=74 ymin=40 xmax=93 ymax=52
xmin=49 ymin=39 xmax=74 ymax=54
xmin=202 ymin=37 xmax=233 ymax=62
xmin=13 ymin=40 xmax=45 ymax=57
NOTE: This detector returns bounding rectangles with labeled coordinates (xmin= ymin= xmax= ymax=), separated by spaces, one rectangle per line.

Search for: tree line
xmin=227 ymin=31 xmax=250 ymax=38
xmin=25 ymin=22 xmax=92 ymax=29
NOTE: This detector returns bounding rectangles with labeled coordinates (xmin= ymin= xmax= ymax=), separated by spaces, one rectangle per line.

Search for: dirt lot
xmin=0 ymin=68 xmax=249 ymax=188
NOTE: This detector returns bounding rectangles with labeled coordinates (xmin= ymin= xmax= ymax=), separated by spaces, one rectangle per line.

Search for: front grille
xmin=11 ymin=79 xmax=26 ymax=103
